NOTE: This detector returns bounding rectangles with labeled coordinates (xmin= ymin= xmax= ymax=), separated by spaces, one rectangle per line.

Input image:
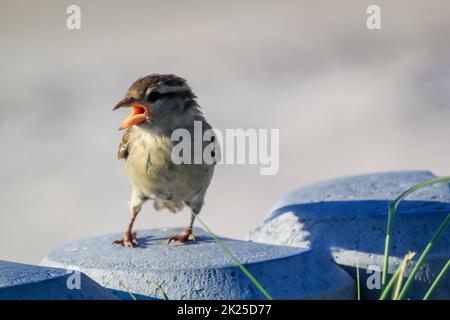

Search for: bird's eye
xmin=146 ymin=91 xmax=161 ymax=103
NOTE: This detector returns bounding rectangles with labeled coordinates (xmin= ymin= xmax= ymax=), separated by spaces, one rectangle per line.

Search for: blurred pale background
xmin=1 ymin=0 xmax=449 ymax=264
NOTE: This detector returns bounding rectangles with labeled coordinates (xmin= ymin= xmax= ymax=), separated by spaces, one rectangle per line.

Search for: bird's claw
xmin=113 ymin=231 xmax=139 ymax=248
xmin=168 ymin=232 xmax=196 ymax=244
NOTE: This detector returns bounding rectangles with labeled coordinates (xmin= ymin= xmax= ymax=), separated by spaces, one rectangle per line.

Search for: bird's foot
xmin=113 ymin=231 xmax=139 ymax=248
xmin=168 ymin=228 xmax=196 ymax=244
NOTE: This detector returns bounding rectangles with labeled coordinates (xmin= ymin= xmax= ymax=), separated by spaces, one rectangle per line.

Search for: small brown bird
xmin=112 ymin=74 xmax=217 ymax=247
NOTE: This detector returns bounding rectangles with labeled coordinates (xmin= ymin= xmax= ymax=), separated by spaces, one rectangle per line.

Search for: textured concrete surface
xmin=41 ymin=227 xmax=355 ymax=300
xmin=0 ymin=260 xmax=117 ymax=300
xmin=248 ymin=171 xmax=450 ymax=299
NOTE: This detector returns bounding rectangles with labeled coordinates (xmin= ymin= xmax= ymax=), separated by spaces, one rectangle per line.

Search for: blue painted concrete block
xmin=248 ymin=171 xmax=450 ymax=299
xmin=0 ymin=260 xmax=118 ymax=300
xmin=41 ymin=228 xmax=355 ymax=300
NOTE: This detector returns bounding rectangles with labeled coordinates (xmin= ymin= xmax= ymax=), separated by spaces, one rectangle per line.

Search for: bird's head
xmin=113 ymin=74 xmax=199 ymax=131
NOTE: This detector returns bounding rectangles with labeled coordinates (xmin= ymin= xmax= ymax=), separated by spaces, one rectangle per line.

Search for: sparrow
xmin=112 ymin=74 xmax=217 ymax=247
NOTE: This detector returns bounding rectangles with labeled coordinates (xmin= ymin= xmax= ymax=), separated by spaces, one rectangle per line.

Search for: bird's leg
xmin=113 ymin=206 xmax=140 ymax=248
xmin=113 ymin=194 xmax=142 ymax=248
xmin=168 ymin=209 xmax=196 ymax=244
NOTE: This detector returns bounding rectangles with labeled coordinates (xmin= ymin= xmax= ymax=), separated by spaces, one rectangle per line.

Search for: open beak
xmin=113 ymin=97 xmax=150 ymax=130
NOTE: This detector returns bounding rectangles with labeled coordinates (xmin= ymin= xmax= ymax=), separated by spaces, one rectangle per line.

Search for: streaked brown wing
xmin=118 ymin=128 xmax=132 ymax=160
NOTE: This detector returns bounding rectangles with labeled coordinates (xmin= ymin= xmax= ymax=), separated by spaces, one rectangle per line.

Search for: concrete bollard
xmin=248 ymin=171 xmax=450 ymax=299
xmin=41 ymin=227 xmax=355 ymax=300
xmin=0 ymin=260 xmax=118 ymax=300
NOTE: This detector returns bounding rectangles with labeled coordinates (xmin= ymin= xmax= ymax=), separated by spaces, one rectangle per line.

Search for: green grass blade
xmin=147 ymin=275 xmax=170 ymax=300
xmin=397 ymin=214 xmax=450 ymax=300
xmin=379 ymin=266 xmax=402 ymax=300
xmin=356 ymin=261 xmax=361 ymax=300
xmin=423 ymin=259 xmax=450 ymax=300
xmin=381 ymin=176 xmax=450 ymax=288
xmin=382 ymin=205 xmax=394 ymax=289
xmin=392 ymin=252 xmax=415 ymax=300
xmin=190 ymin=209 xmax=274 ymax=300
